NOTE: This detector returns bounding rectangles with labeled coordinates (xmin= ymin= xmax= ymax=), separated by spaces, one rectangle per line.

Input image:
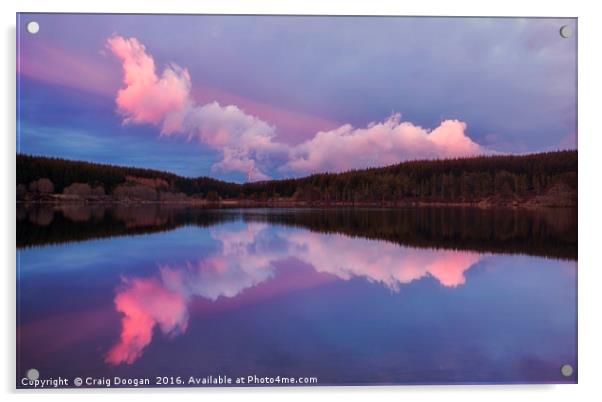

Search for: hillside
xmin=16 ymin=150 xmax=577 ymax=207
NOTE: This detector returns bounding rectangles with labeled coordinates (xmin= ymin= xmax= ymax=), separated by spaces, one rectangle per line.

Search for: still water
xmin=17 ymin=206 xmax=577 ymax=386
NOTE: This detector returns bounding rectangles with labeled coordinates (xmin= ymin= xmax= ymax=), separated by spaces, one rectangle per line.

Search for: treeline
xmin=241 ymin=150 xmax=577 ymax=203
xmin=17 ymin=150 xmax=577 ymax=203
xmin=16 ymin=154 xmax=238 ymax=196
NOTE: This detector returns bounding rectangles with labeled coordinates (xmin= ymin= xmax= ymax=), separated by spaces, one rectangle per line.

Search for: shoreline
xmin=16 ymin=199 xmax=577 ymax=260
xmin=16 ymin=197 xmax=576 ymax=210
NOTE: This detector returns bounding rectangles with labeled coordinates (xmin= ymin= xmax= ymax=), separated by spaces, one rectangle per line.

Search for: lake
xmin=16 ymin=205 xmax=577 ymax=386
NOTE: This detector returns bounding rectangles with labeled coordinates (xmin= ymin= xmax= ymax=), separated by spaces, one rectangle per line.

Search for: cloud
xmin=106 ymin=223 xmax=481 ymax=364
xmin=107 ymin=35 xmax=489 ymax=181
xmin=284 ymin=115 xmax=483 ymax=174
xmin=181 ymin=102 xmax=285 ymax=181
xmin=106 ymin=36 xmax=191 ymax=130
xmin=107 ymin=36 xmax=282 ymax=181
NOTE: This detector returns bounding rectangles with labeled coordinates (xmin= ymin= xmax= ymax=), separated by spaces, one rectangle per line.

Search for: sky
xmin=17 ymin=14 xmax=577 ymax=182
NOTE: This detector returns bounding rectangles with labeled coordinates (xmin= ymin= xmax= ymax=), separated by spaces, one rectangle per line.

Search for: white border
xmin=2 ymin=1 xmax=600 ymax=401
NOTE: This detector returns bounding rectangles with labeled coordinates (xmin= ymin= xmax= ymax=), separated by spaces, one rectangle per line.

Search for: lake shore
xmin=17 ymin=202 xmax=577 ymax=260
xmin=16 ymin=192 xmax=576 ymax=209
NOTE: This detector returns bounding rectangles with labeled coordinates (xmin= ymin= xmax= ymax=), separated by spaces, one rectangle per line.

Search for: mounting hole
xmin=26 ymin=368 xmax=39 ymax=381
xmin=560 ymin=364 xmax=574 ymax=377
xmin=559 ymin=25 xmax=572 ymax=39
xmin=26 ymin=21 xmax=40 ymax=34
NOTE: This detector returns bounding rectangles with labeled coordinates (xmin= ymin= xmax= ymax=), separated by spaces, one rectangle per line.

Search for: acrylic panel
xmin=16 ymin=13 xmax=577 ymax=388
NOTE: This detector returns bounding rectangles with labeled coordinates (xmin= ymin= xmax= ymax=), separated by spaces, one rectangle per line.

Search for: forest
xmin=17 ymin=150 xmax=577 ymax=205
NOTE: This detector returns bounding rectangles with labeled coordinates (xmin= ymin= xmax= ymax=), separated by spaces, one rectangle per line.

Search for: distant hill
xmin=17 ymin=150 xmax=577 ymax=207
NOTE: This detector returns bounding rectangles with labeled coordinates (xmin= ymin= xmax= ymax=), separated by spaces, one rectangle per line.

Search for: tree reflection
xmin=17 ymin=205 xmax=577 ymax=260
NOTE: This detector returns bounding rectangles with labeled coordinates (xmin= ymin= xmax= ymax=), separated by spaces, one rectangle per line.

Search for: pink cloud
xmin=106 ymin=36 xmax=191 ymax=130
xmin=107 ymin=35 xmax=490 ymax=181
xmin=107 ymin=35 xmax=282 ymax=181
xmin=283 ymin=115 xmax=484 ymax=174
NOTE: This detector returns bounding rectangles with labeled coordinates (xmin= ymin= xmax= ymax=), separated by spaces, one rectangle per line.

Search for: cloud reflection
xmin=105 ymin=276 xmax=188 ymax=364
xmin=286 ymin=231 xmax=480 ymax=289
xmin=106 ymin=223 xmax=481 ymax=364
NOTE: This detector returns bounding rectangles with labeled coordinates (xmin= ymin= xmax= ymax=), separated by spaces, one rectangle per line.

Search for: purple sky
xmin=17 ymin=14 xmax=577 ymax=182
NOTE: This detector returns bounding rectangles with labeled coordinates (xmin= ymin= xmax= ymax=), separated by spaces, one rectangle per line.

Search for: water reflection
xmin=17 ymin=208 xmax=577 ymax=385
xmin=17 ymin=203 xmax=577 ymax=260
xmin=107 ymin=223 xmax=483 ymax=364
